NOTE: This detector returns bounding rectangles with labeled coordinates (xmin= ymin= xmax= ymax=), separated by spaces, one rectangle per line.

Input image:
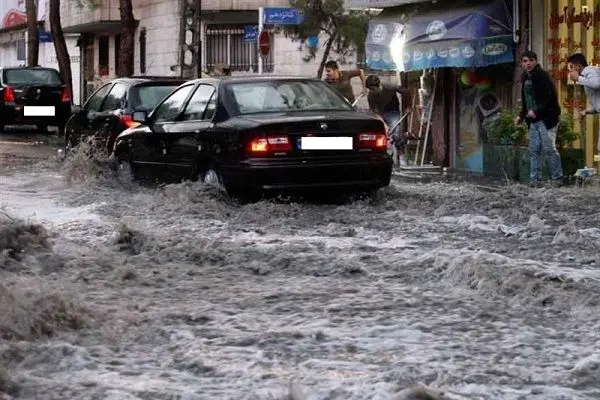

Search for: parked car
xmin=0 ymin=66 xmax=73 ymax=133
xmin=112 ymin=75 xmax=393 ymax=199
xmin=64 ymin=76 xmax=186 ymax=154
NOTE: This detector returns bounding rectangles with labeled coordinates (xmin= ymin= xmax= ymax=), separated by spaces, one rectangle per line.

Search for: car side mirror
xmin=132 ymin=110 xmax=148 ymax=123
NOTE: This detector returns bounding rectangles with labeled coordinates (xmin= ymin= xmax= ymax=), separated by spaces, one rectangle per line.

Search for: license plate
xmin=24 ymin=106 xmax=55 ymax=117
xmin=298 ymin=136 xmax=353 ymax=150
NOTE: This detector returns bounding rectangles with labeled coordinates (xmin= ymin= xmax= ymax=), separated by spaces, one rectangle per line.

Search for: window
xmin=182 ymin=85 xmax=216 ymax=121
xmin=101 ymin=83 xmax=128 ymax=111
xmin=139 ymin=28 xmax=146 ymax=74
xmin=85 ymin=83 xmax=112 ymax=112
xmin=205 ymin=24 xmax=274 ymax=73
xmin=130 ymin=84 xmax=180 ymax=111
xmin=225 ymin=80 xmax=353 ymax=115
xmin=4 ymin=68 xmax=62 ymax=84
xmin=152 ymin=85 xmax=194 ymax=122
xmin=16 ymin=39 xmax=25 ymax=61
xmin=98 ymin=36 xmax=109 ymax=76
xmin=115 ymin=34 xmax=121 ymax=75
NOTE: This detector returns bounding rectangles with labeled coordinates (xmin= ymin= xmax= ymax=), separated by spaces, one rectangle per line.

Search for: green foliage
xmin=483 ymin=109 xmax=527 ymax=146
xmin=73 ymin=0 xmax=100 ymax=11
xmin=284 ymin=0 xmax=372 ymax=64
xmin=556 ymin=113 xmax=580 ymax=149
xmin=484 ymin=109 xmax=580 ymax=149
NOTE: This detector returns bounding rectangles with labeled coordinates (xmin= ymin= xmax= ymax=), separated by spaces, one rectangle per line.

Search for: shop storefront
xmin=544 ymin=0 xmax=599 ymax=166
xmin=363 ymin=0 xmax=516 ymax=172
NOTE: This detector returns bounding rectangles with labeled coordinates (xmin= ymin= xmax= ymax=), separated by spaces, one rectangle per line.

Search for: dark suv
xmin=0 ymin=66 xmax=72 ymax=133
xmin=64 ymin=77 xmax=186 ymax=155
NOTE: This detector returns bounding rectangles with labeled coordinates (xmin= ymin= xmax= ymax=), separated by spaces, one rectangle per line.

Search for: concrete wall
xmin=59 ymin=0 xmax=120 ymax=29
xmin=132 ymin=0 xmax=181 ymax=75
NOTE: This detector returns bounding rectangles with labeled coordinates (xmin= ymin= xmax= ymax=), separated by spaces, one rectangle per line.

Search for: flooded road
xmin=1 ymin=137 xmax=600 ymax=399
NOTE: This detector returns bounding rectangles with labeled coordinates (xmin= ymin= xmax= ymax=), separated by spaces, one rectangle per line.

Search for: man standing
xmin=567 ymin=53 xmax=600 ymax=157
xmin=365 ymin=74 xmax=412 ymax=166
xmin=324 ymin=60 xmax=366 ymax=104
xmin=515 ymin=50 xmax=564 ymax=186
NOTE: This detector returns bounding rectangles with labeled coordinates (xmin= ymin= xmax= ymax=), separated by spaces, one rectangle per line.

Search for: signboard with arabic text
xmin=263 ymin=8 xmax=303 ymax=25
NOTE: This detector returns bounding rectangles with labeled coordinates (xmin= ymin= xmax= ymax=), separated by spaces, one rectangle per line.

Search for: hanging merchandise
xmin=459 ymin=69 xmax=492 ymax=92
xmin=459 ymin=70 xmax=477 ymax=88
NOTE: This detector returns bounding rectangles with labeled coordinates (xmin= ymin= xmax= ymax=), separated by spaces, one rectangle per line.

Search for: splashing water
xmin=1 ymin=146 xmax=600 ymax=399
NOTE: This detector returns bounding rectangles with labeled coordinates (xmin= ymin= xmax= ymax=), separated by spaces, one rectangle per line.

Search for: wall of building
xmin=132 ymin=0 xmax=181 ymax=76
xmin=59 ymin=0 xmax=119 ymax=29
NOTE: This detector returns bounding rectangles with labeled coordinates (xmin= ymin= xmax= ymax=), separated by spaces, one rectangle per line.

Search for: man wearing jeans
xmin=515 ymin=51 xmax=564 ymax=186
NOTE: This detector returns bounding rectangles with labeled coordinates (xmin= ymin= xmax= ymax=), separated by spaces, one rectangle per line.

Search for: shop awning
xmin=344 ymin=0 xmax=430 ymax=8
xmin=365 ymin=0 xmax=514 ymax=72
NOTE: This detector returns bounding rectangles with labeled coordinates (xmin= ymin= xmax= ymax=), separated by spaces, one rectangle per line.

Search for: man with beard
xmin=515 ymin=50 xmax=564 ymax=187
xmin=365 ymin=74 xmax=412 ymax=166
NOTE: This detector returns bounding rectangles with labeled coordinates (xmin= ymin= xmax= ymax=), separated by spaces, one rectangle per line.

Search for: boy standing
xmin=515 ymin=51 xmax=564 ymax=186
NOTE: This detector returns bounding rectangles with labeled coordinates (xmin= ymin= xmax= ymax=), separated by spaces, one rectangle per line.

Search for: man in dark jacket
xmin=366 ymin=74 xmax=412 ymax=165
xmin=515 ymin=51 xmax=564 ymax=186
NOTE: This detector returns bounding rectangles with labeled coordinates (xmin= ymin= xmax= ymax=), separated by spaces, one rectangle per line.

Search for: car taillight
xmin=359 ymin=132 xmax=387 ymax=150
xmin=120 ymin=114 xmax=141 ymax=128
xmin=247 ymin=135 xmax=292 ymax=155
xmin=61 ymin=87 xmax=71 ymax=103
xmin=3 ymin=85 xmax=15 ymax=102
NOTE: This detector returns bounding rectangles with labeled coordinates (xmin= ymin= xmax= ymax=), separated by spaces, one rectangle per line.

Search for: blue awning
xmin=365 ymin=0 xmax=515 ymax=72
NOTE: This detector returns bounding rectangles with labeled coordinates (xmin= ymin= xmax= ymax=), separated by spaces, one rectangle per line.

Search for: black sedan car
xmin=112 ymin=76 xmax=393 ymax=198
xmin=64 ymin=76 xmax=186 ymax=154
xmin=0 ymin=66 xmax=73 ymax=133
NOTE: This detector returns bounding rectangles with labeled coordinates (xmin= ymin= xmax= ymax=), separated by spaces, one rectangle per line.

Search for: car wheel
xmin=64 ymin=135 xmax=75 ymax=155
xmin=116 ymin=157 xmax=136 ymax=185
xmin=202 ymin=167 xmax=227 ymax=193
xmin=0 ymin=124 xmax=4 ymax=133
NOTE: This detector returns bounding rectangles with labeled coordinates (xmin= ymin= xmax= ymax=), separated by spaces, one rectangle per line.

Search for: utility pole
xmin=179 ymin=0 xmax=202 ymax=78
xmin=197 ymin=0 xmax=202 ymax=78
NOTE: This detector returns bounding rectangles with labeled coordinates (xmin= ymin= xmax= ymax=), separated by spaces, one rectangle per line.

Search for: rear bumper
xmin=222 ymin=156 xmax=393 ymax=192
xmin=0 ymin=102 xmax=71 ymax=127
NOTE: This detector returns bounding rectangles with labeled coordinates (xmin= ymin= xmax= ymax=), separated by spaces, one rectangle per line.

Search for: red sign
xmin=2 ymin=9 xmax=26 ymax=28
xmin=259 ymin=31 xmax=270 ymax=57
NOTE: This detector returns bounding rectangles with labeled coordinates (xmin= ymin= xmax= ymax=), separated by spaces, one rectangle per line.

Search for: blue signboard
xmin=38 ymin=30 xmax=52 ymax=43
xmin=263 ymin=7 xmax=303 ymax=25
xmin=365 ymin=0 xmax=514 ymax=72
xmin=244 ymin=26 xmax=257 ymax=43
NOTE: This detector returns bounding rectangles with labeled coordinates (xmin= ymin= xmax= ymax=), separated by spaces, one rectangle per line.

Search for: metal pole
xmin=258 ymin=7 xmax=264 ymax=75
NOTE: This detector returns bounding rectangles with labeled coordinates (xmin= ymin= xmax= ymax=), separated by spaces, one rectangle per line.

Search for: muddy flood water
xmin=1 ymin=139 xmax=600 ymax=400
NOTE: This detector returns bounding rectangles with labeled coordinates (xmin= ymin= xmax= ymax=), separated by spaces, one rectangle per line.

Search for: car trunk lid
xmin=238 ymin=111 xmax=387 ymax=158
xmin=10 ymin=84 xmax=65 ymax=106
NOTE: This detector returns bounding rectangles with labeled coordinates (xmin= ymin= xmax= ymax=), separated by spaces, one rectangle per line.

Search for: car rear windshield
xmin=130 ymin=84 xmax=179 ymax=110
xmin=3 ymin=69 xmax=63 ymax=85
xmin=225 ymin=80 xmax=354 ymax=115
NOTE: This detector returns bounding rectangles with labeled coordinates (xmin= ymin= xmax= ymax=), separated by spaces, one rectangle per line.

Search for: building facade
xmin=0 ymin=0 xmax=82 ymax=104
xmin=57 ymin=0 xmax=364 ymax=105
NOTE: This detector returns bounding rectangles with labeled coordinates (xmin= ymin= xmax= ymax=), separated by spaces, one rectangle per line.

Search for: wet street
xmin=1 ymin=133 xmax=600 ymax=400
